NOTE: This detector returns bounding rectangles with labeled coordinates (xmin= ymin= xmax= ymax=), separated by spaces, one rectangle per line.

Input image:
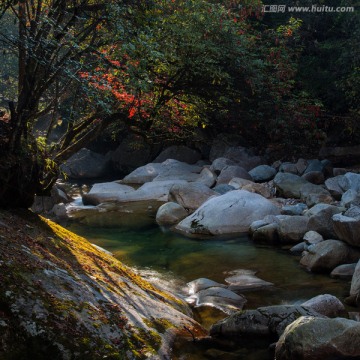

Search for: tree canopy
xmin=0 ymin=0 xmax=359 ymax=208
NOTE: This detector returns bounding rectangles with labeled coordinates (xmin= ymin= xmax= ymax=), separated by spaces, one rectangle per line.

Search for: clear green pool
xmin=67 ymin=221 xmax=351 ymax=359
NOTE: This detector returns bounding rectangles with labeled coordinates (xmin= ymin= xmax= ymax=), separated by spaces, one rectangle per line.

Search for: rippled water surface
xmin=67 ymin=222 xmax=350 ymax=359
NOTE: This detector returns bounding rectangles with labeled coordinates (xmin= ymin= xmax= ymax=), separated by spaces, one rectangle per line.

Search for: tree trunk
xmin=0 ymin=151 xmax=42 ymax=208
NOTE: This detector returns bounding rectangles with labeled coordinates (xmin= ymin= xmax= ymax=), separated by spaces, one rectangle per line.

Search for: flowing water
xmin=67 ymin=221 xmax=351 ymax=359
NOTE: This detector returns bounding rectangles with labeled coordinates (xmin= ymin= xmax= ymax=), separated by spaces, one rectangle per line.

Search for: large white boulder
xmin=175 ymin=190 xmax=280 ymax=237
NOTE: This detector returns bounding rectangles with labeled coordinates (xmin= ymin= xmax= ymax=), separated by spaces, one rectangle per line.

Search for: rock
xmin=331 ymin=263 xmax=357 ymax=279
xmin=249 ymin=165 xmax=276 ymax=182
xmin=122 ymin=159 xmax=202 ymax=184
xmin=273 ymin=173 xmax=309 ymax=198
xmin=344 ymin=205 xmax=360 ymax=219
xmin=319 ymin=144 xmax=360 ymax=165
xmin=275 ymin=316 xmax=360 ymax=360
xmin=31 ymin=196 xmax=56 ymax=214
xmin=50 ymin=186 xmax=72 ymax=204
xmin=187 ymin=278 xmax=225 ymax=295
xmin=325 ymin=175 xmax=345 ymax=200
xmin=156 ymin=202 xmax=188 ymax=225
xmin=301 ymin=294 xmax=346 ymax=318
xmin=333 ymin=214 xmax=360 ymax=247
xmin=82 ymin=182 xmax=135 ymax=205
xmin=169 ymin=183 xmax=218 ymax=211
xmin=186 ymin=287 xmax=247 ymax=314
xmin=0 ymin=210 xmax=206 ymax=359
xmin=333 ymin=167 xmax=347 ymax=176
xmin=339 ymin=172 xmax=360 ymax=192
xmin=210 ymin=157 xmax=237 ymax=174
xmin=299 ymin=183 xmax=333 ymax=207
xmin=295 ymin=158 xmax=308 ymax=175
xmin=242 ymin=183 xmax=272 ymax=199
xmin=228 ymin=177 xmax=254 ymax=189
xmin=209 ymin=133 xmax=249 ymax=161
xmin=279 ymin=162 xmax=298 ymax=174
xmin=306 ymin=203 xmax=342 ymax=238
xmin=301 ymin=171 xmax=324 ymax=185
xmin=221 ymin=147 xmax=262 ymax=171
xmin=290 ymin=242 xmax=307 ymax=255
xmin=60 ymin=148 xmax=110 ymax=179
xmin=175 ymin=190 xmax=280 ymax=237
xmin=52 ymin=203 xmax=68 ymax=218
xmin=341 ymin=189 xmax=360 ymax=208
xmin=153 ymin=145 xmax=201 ymax=164
xmin=249 ymin=219 xmax=270 ymax=234
xmin=216 ymin=165 xmax=252 ymax=185
xmin=348 ymin=260 xmax=360 ymax=306
xmin=212 ymin=184 xmax=236 ymax=195
xmin=300 ymin=239 xmax=360 ymax=273
xmin=252 ymin=223 xmax=279 ymax=245
xmin=281 ymin=203 xmax=307 ymax=216
xmin=278 ymin=216 xmax=309 ymax=244
xmin=110 ymin=134 xmax=152 ymax=174
xmin=303 ymin=159 xmax=324 ymax=174
xmin=303 ymin=230 xmax=323 ymax=245
xmin=121 ymin=163 xmax=163 ymax=183
xmin=224 ymin=269 xmax=273 ymax=292
xmin=195 ymin=167 xmax=217 ymax=187
xmin=210 ymin=305 xmax=324 ymax=338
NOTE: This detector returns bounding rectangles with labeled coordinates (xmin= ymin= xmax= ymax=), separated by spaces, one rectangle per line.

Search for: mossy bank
xmin=0 ymin=210 xmax=206 ymax=359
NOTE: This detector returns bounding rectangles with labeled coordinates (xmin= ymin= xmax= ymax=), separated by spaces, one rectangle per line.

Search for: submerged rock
xmin=224 ymin=269 xmax=273 ymax=292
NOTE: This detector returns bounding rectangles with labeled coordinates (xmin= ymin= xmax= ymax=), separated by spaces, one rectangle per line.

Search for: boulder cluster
xmin=33 ymin=138 xmax=360 ymax=359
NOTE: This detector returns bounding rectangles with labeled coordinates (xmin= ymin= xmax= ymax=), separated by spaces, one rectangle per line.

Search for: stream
xmin=66 ymin=221 xmax=350 ymax=359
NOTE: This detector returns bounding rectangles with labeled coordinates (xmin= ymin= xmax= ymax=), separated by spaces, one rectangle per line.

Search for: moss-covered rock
xmin=0 ymin=210 xmax=206 ymax=359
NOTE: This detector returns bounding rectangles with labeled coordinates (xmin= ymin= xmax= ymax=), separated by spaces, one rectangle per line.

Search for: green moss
xmin=143 ymin=317 xmax=175 ymax=333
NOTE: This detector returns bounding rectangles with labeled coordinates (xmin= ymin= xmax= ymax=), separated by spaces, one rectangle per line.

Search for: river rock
xmin=279 ymin=162 xmax=298 ymax=174
xmin=212 ymin=184 xmax=236 ymax=195
xmin=273 ymin=173 xmax=309 ymax=198
xmin=301 ymin=294 xmax=346 ymax=318
xmin=299 ymin=183 xmax=333 ymax=207
xmin=339 ymin=172 xmax=360 ymax=192
xmin=303 ymin=230 xmax=323 ymax=245
xmin=210 ymin=157 xmax=237 ymax=174
xmin=210 ymin=305 xmax=324 ymax=338
xmin=209 ymin=133 xmax=249 ymax=161
xmin=278 ymin=216 xmax=309 ymax=244
xmin=300 ymin=239 xmax=360 ymax=273
xmin=169 ymin=182 xmax=218 ymax=211
xmin=228 ymin=177 xmax=254 ymax=189
xmin=153 ymin=145 xmax=201 ymax=164
xmin=216 ymin=165 xmax=252 ymax=185
xmin=249 ymin=165 xmax=276 ymax=182
xmin=290 ymin=242 xmax=307 ymax=255
xmin=82 ymin=182 xmax=135 ymax=205
xmin=341 ymin=189 xmax=360 ymax=208
xmin=60 ymin=148 xmax=110 ymax=179
xmin=301 ymin=171 xmax=324 ymax=185
xmin=275 ymin=316 xmax=360 ymax=360
xmin=306 ymin=203 xmax=343 ymax=238
xmin=186 ymin=287 xmax=247 ymax=314
xmin=224 ymin=269 xmax=273 ymax=292
xmin=110 ymin=134 xmax=152 ymax=174
xmin=348 ymin=260 xmax=360 ymax=306
xmin=252 ymin=223 xmax=279 ymax=245
xmin=175 ymin=190 xmax=280 ymax=237
xmin=156 ymin=202 xmax=188 ymax=225
xmin=330 ymin=263 xmax=357 ymax=279
xmin=295 ymin=158 xmax=308 ymax=175
xmin=333 ymin=214 xmax=360 ymax=247
xmin=304 ymin=159 xmax=324 ymax=174
xmin=122 ymin=159 xmax=202 ymax=184
xmin=242 ymin=183 xmax=272 ymax=198
xmin=195 ymin=167 xmax=217 ymax=187
xmin=344 ymin=205 xmax=360 ymax=219
xmin=281 ymin=203 xmax=307 ymax=215
xmin=187 ymin=278 xmax=225 ymax=295
xmin=221 ymin=147 xmax=263 ymax=171
xmin=325 ymin=175 xmax=345 ymax=200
